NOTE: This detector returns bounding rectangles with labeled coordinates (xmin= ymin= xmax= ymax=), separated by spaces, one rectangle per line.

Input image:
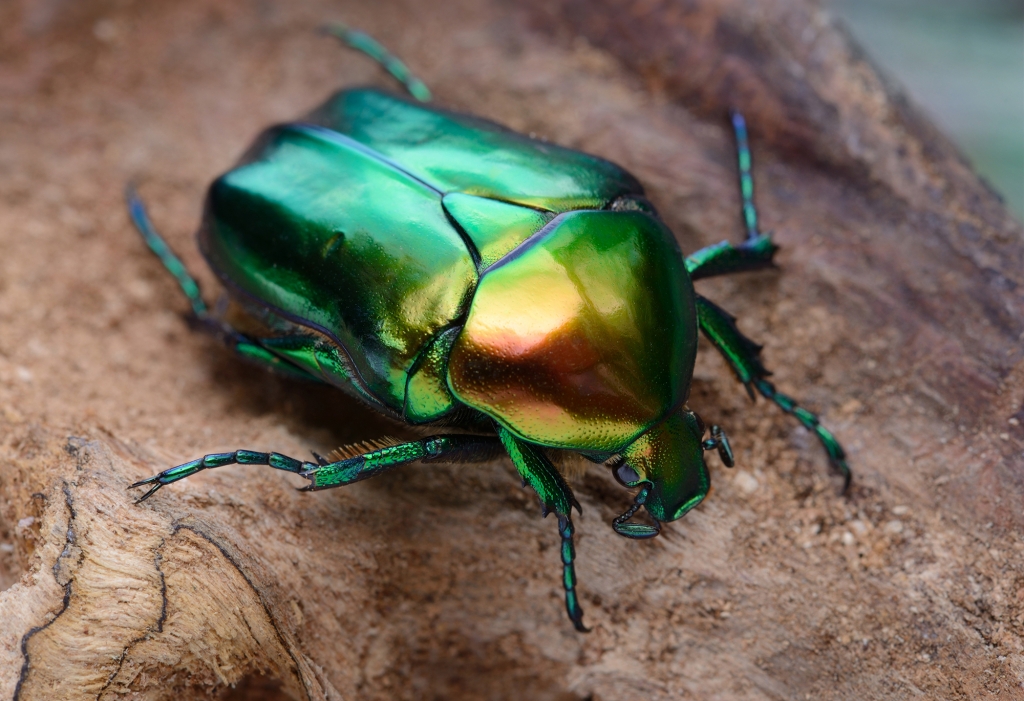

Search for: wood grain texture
xmin=0 ymin=0 xmax=1021 ymax=698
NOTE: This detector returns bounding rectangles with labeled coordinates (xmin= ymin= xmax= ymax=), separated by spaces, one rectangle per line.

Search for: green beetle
xmin=129 ymin=27 xmax=849 ymax=632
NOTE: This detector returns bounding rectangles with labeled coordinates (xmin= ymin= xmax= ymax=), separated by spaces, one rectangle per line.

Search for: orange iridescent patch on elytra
xmin=447 ymin=210 xmax=698 ymax=452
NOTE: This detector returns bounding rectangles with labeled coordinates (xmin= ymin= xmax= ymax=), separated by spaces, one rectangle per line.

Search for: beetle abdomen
xmin=200 ymin=123 xmax=477 ymax=413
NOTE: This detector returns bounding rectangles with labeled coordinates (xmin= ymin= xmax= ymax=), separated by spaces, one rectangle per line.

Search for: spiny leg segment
xmin=323 ymin=24 xmax=432 ymax=103
xmin=695 ymin=295 xmax=850 ymax=491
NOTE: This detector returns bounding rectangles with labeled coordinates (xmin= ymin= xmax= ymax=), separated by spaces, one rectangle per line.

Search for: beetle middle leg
xmin=131 ymin=430 xmax=591 ymax=631
xmin=684 ymin=110 xmax=780 ymax=281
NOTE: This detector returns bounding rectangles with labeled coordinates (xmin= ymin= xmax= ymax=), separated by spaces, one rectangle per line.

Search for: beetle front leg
xmin=496 ymin=426 xmax=588 ymax=632
xmin=751 ymin=379 xmax=850 ymax=491
xmin=695 ymin=294 xmax=851 ymax=491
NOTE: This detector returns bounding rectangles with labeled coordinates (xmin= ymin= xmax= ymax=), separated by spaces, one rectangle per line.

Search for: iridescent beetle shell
xmin=130 ymin=35 xmax=849 ymax=633
xmin=202 ymin=88 xmax=707 ymax=518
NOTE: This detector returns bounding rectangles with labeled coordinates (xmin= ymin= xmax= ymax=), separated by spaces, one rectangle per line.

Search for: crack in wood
xmin=171 ymin=523 xmax=316 ymax=701
xmin=95 ymin=538 xmax=168 ymax=699
xmin=13 ymin=482 xmax=77 ymax=701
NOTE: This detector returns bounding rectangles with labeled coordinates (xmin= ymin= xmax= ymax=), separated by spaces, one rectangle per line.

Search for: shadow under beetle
xmin=129 ymin=26 xmax=849 ymax=632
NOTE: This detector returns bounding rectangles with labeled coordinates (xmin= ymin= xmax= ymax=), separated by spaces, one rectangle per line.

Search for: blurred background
xmin=830 ymin=0 xmax=1024 ymax=220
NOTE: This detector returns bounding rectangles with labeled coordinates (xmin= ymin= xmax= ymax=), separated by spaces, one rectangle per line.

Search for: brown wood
xmin=1 ymin=0 xmax=1022 ymax=698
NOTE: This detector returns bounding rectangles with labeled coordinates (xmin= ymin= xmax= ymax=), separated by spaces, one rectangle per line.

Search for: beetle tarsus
xmin=752 ymin=378 xmax=851 ymax=494
xmin=128 ymin=475 xmax=159 ymax=489
xmin=558 ymin=514 xmax=590 ymax=632
xmin=730 ymin=110 xmax=761 ymax=241
xmin=322 ymin=24 xmax=432 ymax=103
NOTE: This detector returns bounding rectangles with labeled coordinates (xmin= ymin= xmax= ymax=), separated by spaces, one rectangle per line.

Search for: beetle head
xmin=610 ymin=408 xmax=710 ymax=536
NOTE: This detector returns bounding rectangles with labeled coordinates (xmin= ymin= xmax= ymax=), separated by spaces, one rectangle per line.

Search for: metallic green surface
xmin=257 ymin=333 xmax=386 ymax=407
xmin=684 ymin=233 xmax=777 ymax=281
xmin=442 ymin=192 xmax=553 ymax=268
xmin=404 ymin=326 xmax=460 ymax=423
xmin=129 ymin=27 xmax=852 ymax=632
xmin=694 ymin=295 xmax=768 ymax=388
xmin=448 ymin=210 xmax=697 ymax=452
xmin=620 ymin=410 xmax=709 ymax=522
xmin=311 ymin=88 xmax=643 ymax=212
xmin=201 ymin=123 xmax=477 ymax=412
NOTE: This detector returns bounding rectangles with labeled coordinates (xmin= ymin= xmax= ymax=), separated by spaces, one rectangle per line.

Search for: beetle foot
xmin=128 ymin=476 xmax=164 ymax=504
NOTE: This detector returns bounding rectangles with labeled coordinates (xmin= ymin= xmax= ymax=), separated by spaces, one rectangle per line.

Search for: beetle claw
xmin=128 ymin=475 xmax=159 ymax=489
xmin=133 ymin=483 xmax=162 ymax=504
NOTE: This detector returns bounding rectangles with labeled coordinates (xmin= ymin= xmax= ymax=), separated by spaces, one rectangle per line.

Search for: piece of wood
xmin=1 ymin=0 xmax=1021 ymax=698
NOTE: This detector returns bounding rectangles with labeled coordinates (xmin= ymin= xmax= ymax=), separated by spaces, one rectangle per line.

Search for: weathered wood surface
xmin=1 ymin=0 xmax=1022 ymax=698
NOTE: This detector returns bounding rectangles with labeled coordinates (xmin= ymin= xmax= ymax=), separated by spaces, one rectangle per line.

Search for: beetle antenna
xmin=126 ymin=185 xmax=208 ymax=318
xmin=730 ymin=111 xmax=759 ymax=241
xmin=701 ymin=425 xmax=735 ymax=467
xmin=611 ymin=484 xmax=661 ymax=539
xmin=322 ymin=24 xmax=432 ymax=103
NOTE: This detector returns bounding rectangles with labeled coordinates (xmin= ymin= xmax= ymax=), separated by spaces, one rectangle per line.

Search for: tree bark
xmin=1 ymin=0 xmax=1021 ymax=699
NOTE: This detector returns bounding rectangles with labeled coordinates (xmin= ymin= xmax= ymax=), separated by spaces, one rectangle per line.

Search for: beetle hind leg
xmin=126 ymin=186 xmax=208 ymax=319
xmin=131 ymin=434 xmax=504 ymax=502
xmin=323 ymin=25 xmax=431 ymax=103
xmin=126 ymin=188 xmax=326 ymax=383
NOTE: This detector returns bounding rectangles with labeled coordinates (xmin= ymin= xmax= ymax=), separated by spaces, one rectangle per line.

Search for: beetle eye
xmin=613 ymin=461 xmax=641 ymax=487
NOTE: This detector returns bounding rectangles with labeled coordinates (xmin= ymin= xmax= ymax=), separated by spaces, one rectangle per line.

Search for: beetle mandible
xmin=128 ymin=26 xmax=850 ymax=632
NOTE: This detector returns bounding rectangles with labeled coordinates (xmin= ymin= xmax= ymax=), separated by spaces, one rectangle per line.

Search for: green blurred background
xmin=830 ymin=0 xmax=1024 ymax=220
